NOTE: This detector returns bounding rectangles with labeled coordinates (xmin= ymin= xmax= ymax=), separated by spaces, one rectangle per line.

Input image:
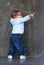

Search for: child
xmin=8 ymin=10 xmax=34 ymax=60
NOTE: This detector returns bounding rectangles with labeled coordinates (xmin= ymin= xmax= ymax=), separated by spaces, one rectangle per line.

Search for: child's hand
xmin=29 ymin=13 xmax=35 ymax=18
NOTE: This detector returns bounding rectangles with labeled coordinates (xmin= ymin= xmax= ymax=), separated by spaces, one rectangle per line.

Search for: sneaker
xmin=8 ymin=55 xmax=12 ymax=59
xmin=20 ymin=55 xmax=26 ymax=60
xmin=8 ymin=55 xmax=12 ymax=62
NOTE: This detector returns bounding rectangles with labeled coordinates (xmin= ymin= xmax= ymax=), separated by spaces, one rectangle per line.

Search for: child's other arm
xmin=10 ymin=13 xmax=35 ymax=25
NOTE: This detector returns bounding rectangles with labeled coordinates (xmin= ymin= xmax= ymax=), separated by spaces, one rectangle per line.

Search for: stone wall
xmin=35 ymin=0 xmax=44 ymax=55
xmin=0 ymin=0 xmax=36 ymax=56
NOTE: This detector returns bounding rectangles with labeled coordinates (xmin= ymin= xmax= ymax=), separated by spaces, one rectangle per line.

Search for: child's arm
xmin=20 ymin=13 xmax=34 ymax=22
xmin=10 ymin=13 xmax=35 ymax=25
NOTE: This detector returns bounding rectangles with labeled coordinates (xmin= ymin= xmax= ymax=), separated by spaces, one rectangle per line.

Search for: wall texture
xmin=35 ymin=0 xmax=44 ymax=55
xmin=0 ymin=0 xmax=42 ymax=56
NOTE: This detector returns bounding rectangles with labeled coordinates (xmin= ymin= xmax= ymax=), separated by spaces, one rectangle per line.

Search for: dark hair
xmin=11 ymin=10 xmax=21 ymax=18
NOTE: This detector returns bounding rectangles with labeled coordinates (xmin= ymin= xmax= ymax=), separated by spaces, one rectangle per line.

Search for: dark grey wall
xmin=0 ymin=0 xmax=44 ymax=56
xmin=0 ymin=0 xmax=36 ymax=56
xmin=35 ymin=0 xmax=44 ymax=55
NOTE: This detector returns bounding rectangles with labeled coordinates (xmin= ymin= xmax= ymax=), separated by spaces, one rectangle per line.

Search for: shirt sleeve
xmin=10 ymin=15 xmax=31 ymax=25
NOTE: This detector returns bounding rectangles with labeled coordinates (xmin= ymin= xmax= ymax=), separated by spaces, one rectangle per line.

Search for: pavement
xmin=0 ymin=51 xmax=44 ymax=65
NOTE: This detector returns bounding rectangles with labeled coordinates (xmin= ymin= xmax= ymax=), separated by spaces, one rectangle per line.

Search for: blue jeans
xmin=8 ymin=34 xmax=25 ymax=56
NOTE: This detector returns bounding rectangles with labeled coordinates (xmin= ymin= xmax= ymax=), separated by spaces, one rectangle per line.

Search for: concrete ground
xmin=0 ymin=51 xmax=44 ymax=65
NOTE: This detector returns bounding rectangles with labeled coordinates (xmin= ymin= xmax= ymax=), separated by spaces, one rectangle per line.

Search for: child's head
xmin=11 ymin=10 xmax=22 ymax=18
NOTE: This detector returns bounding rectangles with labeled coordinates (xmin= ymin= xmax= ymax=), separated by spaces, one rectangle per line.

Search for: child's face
xmin=14 ymin=12 xmax=22 ymax=18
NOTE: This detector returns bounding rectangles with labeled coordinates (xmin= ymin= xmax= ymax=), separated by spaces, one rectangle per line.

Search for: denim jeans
xmin=8 ymin=34 xmax=25 ymax=56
